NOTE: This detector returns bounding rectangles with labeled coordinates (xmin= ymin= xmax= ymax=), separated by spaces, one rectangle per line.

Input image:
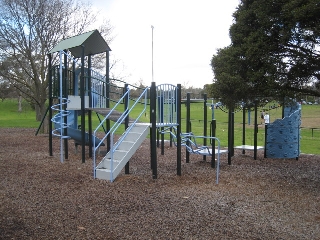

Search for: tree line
xmin=0 ymin=0 xmax=112 ymax=123
xmin=2 ymin=0 xmax=319 ymax=125
xmin=210 ymin=0 xmax=320 ymax=109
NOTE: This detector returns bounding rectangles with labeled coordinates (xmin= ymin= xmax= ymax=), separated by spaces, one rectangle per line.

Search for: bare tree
xmin=0 ymin=77 xmax=17 ymax=101
xmin=0 ymin=0 xmax=113 ymax=122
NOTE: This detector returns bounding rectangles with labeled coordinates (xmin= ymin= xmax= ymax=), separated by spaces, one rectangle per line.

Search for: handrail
xmin=168 ymin=129 xmax=222 ymax=184
xmin=93 ymin=88 xmax=130 ymax=178
xmin=51 ymin=98 xmax=70 ymax=138
xmin=112 ymin=87 xmax=149 ymax=151
xmin=51 ymin=50 xmax=78 ymax=164
xmin=93 ymin=87 xmax=130 ymax=150
xmin=188 ymin=134 xmax=221 ymax=184
xmin=93 ymin=86 xmax=149 ymax=180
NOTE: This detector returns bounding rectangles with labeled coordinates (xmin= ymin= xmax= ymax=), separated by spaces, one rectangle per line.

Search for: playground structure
xmin=217 ymin=99 xmax=301 ymax=161
xmin=265 ymin=101 xmax=301 ymax=158
xmin=47 ymin=30 xmax=301 ymax=183
xmin=47 ymin=30 xmax=224 ymax=183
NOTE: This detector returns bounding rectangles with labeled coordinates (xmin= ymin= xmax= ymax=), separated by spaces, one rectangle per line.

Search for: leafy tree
xmin=203 ymin=84 xmax=215 ymax=98
xmin=211 ymin=46 xmax=251 ymax=109
xmin=0 ymin=0 xmax=112 ymax=122
xmin=211 ymin=0 xmax=320 ymax=107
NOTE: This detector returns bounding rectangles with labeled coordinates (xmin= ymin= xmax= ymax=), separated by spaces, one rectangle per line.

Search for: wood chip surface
xmin=0 ymin=128 xmax=319 ymax=239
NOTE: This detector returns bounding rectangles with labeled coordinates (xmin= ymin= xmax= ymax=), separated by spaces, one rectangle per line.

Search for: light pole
xmin=151 ymin=25 xmax=154 ymax=82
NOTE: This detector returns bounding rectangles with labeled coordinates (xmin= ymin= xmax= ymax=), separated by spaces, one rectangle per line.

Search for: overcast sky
xmin=91 ymin=0 xmax=240 ymax=88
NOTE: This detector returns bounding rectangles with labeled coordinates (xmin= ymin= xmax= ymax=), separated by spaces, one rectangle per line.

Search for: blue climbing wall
xmin=265 ymin=102 xmax=301 ymax=158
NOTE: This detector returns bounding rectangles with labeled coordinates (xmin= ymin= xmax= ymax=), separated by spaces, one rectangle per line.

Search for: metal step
xmin=95 ymin=123 xmax=150 ymax=181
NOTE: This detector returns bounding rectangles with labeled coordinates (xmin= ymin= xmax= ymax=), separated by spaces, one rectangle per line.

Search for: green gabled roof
xmin=49 ymin=29 xmax=111 ymax=58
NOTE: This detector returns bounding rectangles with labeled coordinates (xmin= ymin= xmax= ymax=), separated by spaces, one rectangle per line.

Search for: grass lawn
xmin=0 ymin=99 xmax=40 ymax=128
xmin=1 ymin=98 xmax=319 ymax=154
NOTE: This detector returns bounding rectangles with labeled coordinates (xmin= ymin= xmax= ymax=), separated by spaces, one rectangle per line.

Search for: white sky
xmin=91 ymin=0 xmax=240 ymax=88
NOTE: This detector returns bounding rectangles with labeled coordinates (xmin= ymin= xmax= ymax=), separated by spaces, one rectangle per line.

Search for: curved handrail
xmin=51 ymin=98 xmax=71 ymax=138
xmin=168 ymin=129 xmax=222 ymax=184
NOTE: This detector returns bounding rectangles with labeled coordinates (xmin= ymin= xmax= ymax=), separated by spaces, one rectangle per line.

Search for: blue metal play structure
xmin=265 ymin=101 xmax=301 ymax=158
xmin=48 ymin=30 xmax=224 ymax=183
xmin=50 ymin=65 xmax=104 ymax=148
xmin=47 ymin=30 xmax=302 ymax=184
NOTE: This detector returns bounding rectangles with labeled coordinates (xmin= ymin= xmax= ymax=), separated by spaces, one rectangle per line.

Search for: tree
xmin=0 ymin=0 xmax=112 ymax=122
xmin=0 ymin=77 xmax=17 ymax=101
xmin=203 ymin=84 xmax=214 ymax=98
xmin=211 ymin=46 xmax=252 ymax=109
xmin=211 ymin=0 xmax=320 ymax=106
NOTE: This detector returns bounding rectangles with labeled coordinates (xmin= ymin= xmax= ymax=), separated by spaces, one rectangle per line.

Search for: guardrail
xmin=93 ymin=86 xmax=149 ymax=179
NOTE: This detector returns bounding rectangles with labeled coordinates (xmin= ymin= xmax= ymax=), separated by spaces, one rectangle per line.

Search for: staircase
xmin=95 ymin=123 xmax=150 ymax=181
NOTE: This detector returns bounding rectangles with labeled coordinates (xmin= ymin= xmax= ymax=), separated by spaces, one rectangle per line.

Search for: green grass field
xmin=0 ymin=99 xmax=40 ymax=128
xmin=1 ymin=98 xmax=319 ymax=155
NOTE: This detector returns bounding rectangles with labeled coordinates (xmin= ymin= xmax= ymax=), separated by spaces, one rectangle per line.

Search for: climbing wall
xmin=265 ymin=102 xmax=301 ymax=158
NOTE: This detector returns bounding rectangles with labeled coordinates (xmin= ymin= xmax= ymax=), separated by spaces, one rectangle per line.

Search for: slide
xmin=53 ymin=110 xmax=104 ymax=147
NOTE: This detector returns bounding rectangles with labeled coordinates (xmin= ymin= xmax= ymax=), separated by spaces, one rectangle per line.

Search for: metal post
xmin=150 ymin=82 xmax=157 ymax=179
xmin=80 ymin=46 xmax=86 ymax=163
xmin=231 ymin=110 xmax=234 ymax=157
xmin=186 ymin=93 xmax=191 ymax=163
xmin=106 ymin=51 xmax=111 ymax=152
xmin=58 ymin=51 xmax=64 ymax=163
xmin=242 ymin=107 xmax=246 ymax=154
xmin=72 ymin=61 xmax=76 ymax=95
xmin=88 ymin=55 xmax=92 ymax=158
xmin=158 ymin=95 xmax=164 ymax=155
xmin=151 ymin=25 xmax=154 ymax=82
xmin=264 ymin=124 xmax=267 ymax=158
xmin=124 ymin=83 xmax=130 ymax=174
xmin=211 ymin=119 xmax=216 ymax=168
xmin=48 ymin=54 xmax=53 ymax=156
xmin=72 ymin=61 xmax=77 ymax=131
xmin=228 ymin=109 xmax=232 ymax=165
xmin=63 ymin=51 xmax=68 ymax=160
xmin=177 ymin=84 xmax=181 ymax=176
xmin=203 ymin=94 xmax=207 ymax=161
xmin=254 ymin=101 xmax=258 ymax=160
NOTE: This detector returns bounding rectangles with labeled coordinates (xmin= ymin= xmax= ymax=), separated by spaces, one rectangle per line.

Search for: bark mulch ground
xmin=0 ymin=128 xmax=319 ymax=239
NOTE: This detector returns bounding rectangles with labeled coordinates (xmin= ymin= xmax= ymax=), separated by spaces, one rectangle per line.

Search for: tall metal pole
xmin=177 ymin=84 xmax=182 ymax=176
xmin=150 ymin=82 xmax=157 ymax=179
xmin=63 ymin=51 xmax=68 ymax=160
xmin=88 ymin=55 xmax=92 ymax=158
xmin=106 ymin=50 xmax=110 ymax=152
xmin=151 ymin=25 xmax=154 ymax=82
xmin=48 ymin=53 xmax=53 ymax=156
xmin=80 ymin=46 xmax=86 ymax=163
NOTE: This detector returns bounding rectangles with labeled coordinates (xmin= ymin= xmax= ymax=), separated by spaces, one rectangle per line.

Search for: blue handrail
xmin=168 ymin=129 xmax=222 ymax=184
xmin=93 ymin=86 xmax=149 ymax=180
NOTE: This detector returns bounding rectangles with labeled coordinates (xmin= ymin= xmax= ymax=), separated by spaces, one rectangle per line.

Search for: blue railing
xmin=167 ymin=129 xmax=222 ymax=184
xmin=51 ymin=98 xmax=70 ymax=138
xmin=51 ymin=50 xmax=74 ymax=163
xmin=93 ymin=86 xmax=149 ymax=180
